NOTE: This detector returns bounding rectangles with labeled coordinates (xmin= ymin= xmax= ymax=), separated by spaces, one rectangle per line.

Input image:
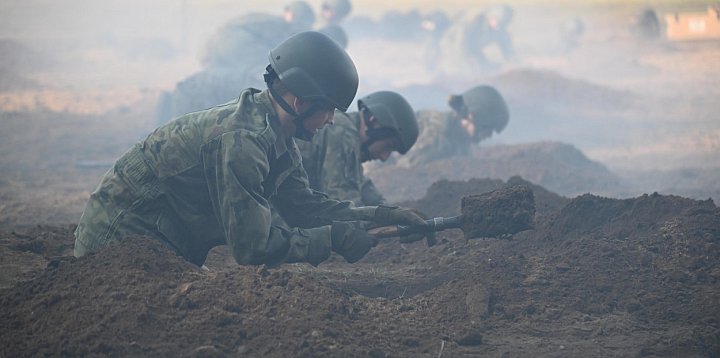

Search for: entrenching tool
xmin=369 ymin=185 xmax=536 ymax=240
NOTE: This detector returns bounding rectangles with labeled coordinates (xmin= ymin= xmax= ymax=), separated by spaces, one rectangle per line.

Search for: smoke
xmin=0 ymin=0 xmax=718 ymax=177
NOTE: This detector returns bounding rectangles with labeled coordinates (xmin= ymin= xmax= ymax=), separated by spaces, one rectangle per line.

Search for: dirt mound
xmin=401 ymin=176 xmax=569 ymax=222
xmin=372 ymin=141 xmax=621 ymax=203
xmin=1 ymin=189 xmax=719 ymax=357
xmin=489 ymin=68 xmax=635 ymax=111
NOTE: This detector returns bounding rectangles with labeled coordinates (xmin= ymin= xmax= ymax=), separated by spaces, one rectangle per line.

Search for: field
xmin=0 ymin=1 xmax=719 ymax=357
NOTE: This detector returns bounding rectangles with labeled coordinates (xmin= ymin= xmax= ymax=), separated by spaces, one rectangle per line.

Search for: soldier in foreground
xmin=75 ymin=32 xmax=429 ymax=266
xmin=396 ymin=85 xmax=509 ymax=168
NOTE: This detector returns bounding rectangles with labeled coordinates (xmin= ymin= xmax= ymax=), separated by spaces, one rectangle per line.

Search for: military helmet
xmin=284 ymin=1 xmax=316 ymax=30
xmin=322 ymin=0 xmax=352 ymax=22
xmin=358 ymin=91 xmax=419 ymax=154
xmin=459 ymin=85 xmax=510 ymax=134
xmin=269 ymin=31 xmax=358 ymax=111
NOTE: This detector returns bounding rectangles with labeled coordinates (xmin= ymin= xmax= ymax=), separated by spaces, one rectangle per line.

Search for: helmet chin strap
xmin=264 ymin=65 xmax=321 ymax=142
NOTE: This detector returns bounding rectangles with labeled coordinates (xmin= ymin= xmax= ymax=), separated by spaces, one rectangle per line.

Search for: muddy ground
xmin=1 ymin=1 xmax=720 ymax=357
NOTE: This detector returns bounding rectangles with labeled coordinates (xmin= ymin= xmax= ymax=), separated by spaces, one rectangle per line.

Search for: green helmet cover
xmin=269 ymin=31 xmax=358 ymax=111
xmin=461 ymin=85 xmax=509 ymax=134
xmin=358 ymin=91 xmax=419 ymax=154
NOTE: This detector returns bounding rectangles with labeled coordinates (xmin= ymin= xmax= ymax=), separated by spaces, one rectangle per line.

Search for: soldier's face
xmin=302 ymin=108 xmax=335 ymax=136
xmin=366 ymin=137 xmax=400 ymax=162
xmin=460 ymin=117 xmax=475 ymax=137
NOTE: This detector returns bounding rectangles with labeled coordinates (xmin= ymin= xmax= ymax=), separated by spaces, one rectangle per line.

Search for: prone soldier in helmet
xmin=396 ymin=85 xmax=509 ymax=168
xmin=299 ymin=91 xmax=418 ymax=207
xmin=297 ymin=90 xmax=436 ymax=245
xmin=75 ymin=31 xmax=429 ymax=267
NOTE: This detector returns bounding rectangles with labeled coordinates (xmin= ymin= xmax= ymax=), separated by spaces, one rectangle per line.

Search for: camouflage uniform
xmin=75 ymin=89 xmax=376 ymax=266
xmin=395 ymin=110 xmax=471 ymax=168
xmin=298 ymin=111 xmax=386 ymax=206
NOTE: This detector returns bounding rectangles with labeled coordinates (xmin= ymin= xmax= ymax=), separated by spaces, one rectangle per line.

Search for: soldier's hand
xmin=330 ymin=221 xmax=378 ymax=263
xmin=398 ymin=209 xmax=437 ymax=247
xmin=373 ymin=205 xmax=427 ymax=227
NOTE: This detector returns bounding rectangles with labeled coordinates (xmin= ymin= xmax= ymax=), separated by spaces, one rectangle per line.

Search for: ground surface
xmin=1 ymin=1 xmax=719 ymax=357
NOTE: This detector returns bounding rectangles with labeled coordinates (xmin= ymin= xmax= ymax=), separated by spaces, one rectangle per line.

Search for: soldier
xmin=75 ymin=31 xmax=429 ymax=267
xmin=298 ymin=91 xmax=418 ymax=207
xmin=436 ymin=5 xmax=515 ymax=77
xmin=317 ymin=0 xmax=352 ymax=49
xmin=321 ymin=0 xmax=352 ymax=25
xmin=155 ymin=1 xmax=316 ymax=125
xmin=396 ymin=85 xmax=509 ymax=168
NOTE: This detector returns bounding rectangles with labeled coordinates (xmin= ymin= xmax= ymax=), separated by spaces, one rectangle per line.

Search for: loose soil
xmin=1 ymin=2 xmax=720 ymax=357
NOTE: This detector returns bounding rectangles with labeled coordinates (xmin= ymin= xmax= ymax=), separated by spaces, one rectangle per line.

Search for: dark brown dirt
xmin=1 ymin=3 xmax=719 ymax=356
xmin=1 ymin=184 xmax=719 ymax=357
xmin=461 ymin=185 xmax=535 ymax=239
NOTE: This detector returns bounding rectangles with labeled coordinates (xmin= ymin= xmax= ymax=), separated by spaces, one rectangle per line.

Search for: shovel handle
xmin=368 ymin=216 xmax=462 ymax=238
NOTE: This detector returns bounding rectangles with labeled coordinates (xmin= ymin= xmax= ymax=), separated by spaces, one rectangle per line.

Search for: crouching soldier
xmin=74 ymin=31 xmax=428 ymax=266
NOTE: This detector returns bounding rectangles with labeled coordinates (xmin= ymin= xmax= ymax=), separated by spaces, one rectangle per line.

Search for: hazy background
xmin=1 ymin=0 xmax=718 ymax=190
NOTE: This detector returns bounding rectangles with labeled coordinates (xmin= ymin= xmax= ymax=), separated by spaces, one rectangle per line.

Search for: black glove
xmin=399 ymin=209 xmax=437 ymax=247
xmin=331 ymin=221 xmax=378 ymax=263
xmin=374 ymin=205 xmax=427 ymax=227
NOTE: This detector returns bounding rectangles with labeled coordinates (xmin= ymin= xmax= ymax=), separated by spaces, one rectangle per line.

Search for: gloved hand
xmin=398 ymin=209 xmax=437 ymax=247
xmin=373 ymin=205 xmax=427 ymax=227
xmin=331 ymin=221 xmax=378 ymax=263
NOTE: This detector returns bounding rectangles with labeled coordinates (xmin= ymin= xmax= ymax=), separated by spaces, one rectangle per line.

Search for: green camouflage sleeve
xmin=396 ymin=110 xmax=456 ymax=167
xmin=273 ymin=164 xmax=376 ymax=228
xmin=202 ymin=130 xmax=362 ymax=266
xmin=320 ymin=122 xmax=366 ymax=204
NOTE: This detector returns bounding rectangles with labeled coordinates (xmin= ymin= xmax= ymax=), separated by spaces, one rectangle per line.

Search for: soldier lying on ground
xmin=75 ymin=31 xmax=429 ymax=267
xmin=396 ymin=85 xmax=509 ymax=168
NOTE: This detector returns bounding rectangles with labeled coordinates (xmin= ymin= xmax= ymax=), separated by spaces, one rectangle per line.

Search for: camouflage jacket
xmin=298 ymin=111 xmax=387 ymax=206
xmin=74 ymin=89 xmax=375 ymax=266
xmin=395 ymin=109 xmax=472 ymax=167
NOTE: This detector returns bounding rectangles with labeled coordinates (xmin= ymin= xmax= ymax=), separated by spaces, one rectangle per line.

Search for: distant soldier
xmin=155 ymin=1 xmax=316 ymax=125
xmin=318 ymin=24 xmax=348 ymax=48
xmin=421 ymin=10 xmax=451 ymax=70
xmin=396 ymin=85 xmax=509 ymax=168
xmin=630 ymin=7 xmax=660 ymax=40
xmin=436 ymin=5 xmax=515 ymax=77
xmin=317 ymin=0 xmax=352 ymax=49
xmin=321 ymin=0 xmax=352 ymax=25
xmin=299 ymin=91 xmax=418 ymax=206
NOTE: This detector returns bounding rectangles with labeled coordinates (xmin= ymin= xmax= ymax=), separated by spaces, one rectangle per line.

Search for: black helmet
xmin=358 ymin=91 xmax=419 ymax=154
xmin=449 ymin=85 xmax=509 ymax=136
xmin=284 ymin=1 xmax=316 ymax=30
xmin=268 ymin=31 xmax=358 ymax=111
xmin=322 ymin=0 xmax=352 ymax=22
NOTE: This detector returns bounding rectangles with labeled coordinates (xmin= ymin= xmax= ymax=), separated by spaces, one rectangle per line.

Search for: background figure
xmin=317 ymin=0 xmax=352 ymax=49
xmin=396 ymin=85 xmax=509 ymax=168
xmin=421 ymin=10 xmax=451 ymax=70
xmin=630 ymin=7 xmax=661 ymax=40
xmin=435 ymin=5 xmax=515 ymax=78
xmin=154 ymin=1 xmax=315 ymax=125
xmin=318 ymin=24 xmax=348 ymax=48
